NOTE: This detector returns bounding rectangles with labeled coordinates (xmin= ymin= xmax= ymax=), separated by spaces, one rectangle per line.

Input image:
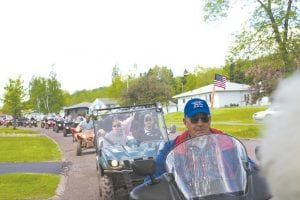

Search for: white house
xmin=163 ymin=101 xmax=178 ymax=113
xmin=89 ymin=98 xmax=118 ymax=113
xmin=173 ymin=82 xmax=251 ymax=112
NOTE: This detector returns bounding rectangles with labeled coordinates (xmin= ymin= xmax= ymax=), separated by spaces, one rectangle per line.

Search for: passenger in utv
xmin=132 ymin=113 xmax=162 ymax=141
xmin=102 ymin=118 xmax=127 ymax=146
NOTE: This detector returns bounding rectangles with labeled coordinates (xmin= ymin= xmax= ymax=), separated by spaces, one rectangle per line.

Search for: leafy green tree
xmin=61 ymin=90 xmax=72 ymax=106
xmin=203 ymin=0 xmax=300 ymax=75
xmin=107 ymin=75 xmax=127 ymax=99
xmin=120 ymin=69 xmax=174 ymax=105
xmin=147 ymin=65 xmax=175 ymax=85
xmin=28 ymin=70 xmax=64 ymax=113
xmin=223 ymin=59 xmax=252 ymax=84
xmin=246 ymin=56 xmax=283 ymax=103
xmin=183 ymin=67 xmax=227 ymax=91
xmin=46 ymin=70 xmax=64 ymax=113
xmin=2 ymin=77 xmax=26 ymax=118
xmin=28 ymin=76 xmax=48 ymax=113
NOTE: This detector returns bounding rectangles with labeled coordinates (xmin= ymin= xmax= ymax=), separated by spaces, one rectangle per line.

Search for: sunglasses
xmin=112 ymin=124 xmax=121 ymax=128
xmin=144 ymin=118 xmax=153 ymax=122
xmin=190 ymin=113 xmax=210 ymax=124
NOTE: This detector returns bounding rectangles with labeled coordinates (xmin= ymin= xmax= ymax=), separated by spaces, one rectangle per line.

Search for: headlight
xmin=110 ymin=160 xmax=119 ymax=167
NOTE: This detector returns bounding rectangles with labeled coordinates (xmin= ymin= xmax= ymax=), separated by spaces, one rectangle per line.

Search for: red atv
xmin=45 ymin=118 xmax=56 ymax=129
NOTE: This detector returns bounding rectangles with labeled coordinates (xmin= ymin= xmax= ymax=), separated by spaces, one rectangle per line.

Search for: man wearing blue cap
xmin=146 ymin=98 xmax=224 ymax=181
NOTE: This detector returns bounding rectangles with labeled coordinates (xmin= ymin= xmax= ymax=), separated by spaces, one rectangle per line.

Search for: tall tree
xmin=147 ymin=66 xmax=175 ymax=85
xmin=108 ymin=75 xmax=127 ymax=99
xmin=120 ymin=71 xmax=174 ymax=105
xmin=2 ymin=77 xmax=25 ymax=118
xmin=203 ymin=0 xmax=300 ymax=75
xmin=183 ymin=66 xmax=227 ymax=91
xmin=223 ymin=59 xmax=252 ymax=84
xmin=46 ymin=70 xmax=64 ymax=113
xmin=246 ymin=55 xmax=283 ymax=103
xmin=28 ymin=76 xmax=48 ymax=113
xmin=28 ymin=70 xmax=64 ymax=114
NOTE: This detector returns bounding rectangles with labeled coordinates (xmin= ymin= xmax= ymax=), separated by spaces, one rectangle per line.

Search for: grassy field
xmin=165 ymin=106 xmax=267 ymax=138
xmin=0 ymin=128 xmax=62 ymax=199
xmin=0 ymin=136 xmax=62 ymax=162
xmin=0 ymin=126 xmax=38 ymax=134
xmin=0 ymin=173 xmax=60 ymax=200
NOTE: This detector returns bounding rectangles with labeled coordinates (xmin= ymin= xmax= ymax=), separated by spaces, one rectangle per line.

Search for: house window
xmin=244 ymin=94 xmax=250 ymax=105
xmin=182 ymin=99 xmax=186 ymax=104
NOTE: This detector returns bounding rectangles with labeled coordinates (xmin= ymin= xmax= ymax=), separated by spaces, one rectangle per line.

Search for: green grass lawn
xmin=0 ymin=173 xmax=60 ymax=200
xmin=0 ymin=126 xmax=38 ymax=134
xmin=165 ymin=106 xmax=267 ymax=138
xmin=0 ymin=136 xmax=62 ymax=162
xmin=0 ymin=129 xmax=62 ymax=199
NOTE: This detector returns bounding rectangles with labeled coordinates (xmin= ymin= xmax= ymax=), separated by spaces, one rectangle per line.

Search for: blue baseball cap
xmin=184 ymin=98 xmax=210 ymax=118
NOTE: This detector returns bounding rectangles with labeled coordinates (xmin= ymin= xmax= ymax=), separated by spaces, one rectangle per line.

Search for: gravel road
xmin=41 ymin=128 xmax=260 ymax=200
xmin=40 ymin=127 xmax=100 ymax=200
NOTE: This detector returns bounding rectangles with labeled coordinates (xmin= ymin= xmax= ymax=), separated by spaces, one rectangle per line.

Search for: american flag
xmin=214 ymin=74 xmax=226 ymax=89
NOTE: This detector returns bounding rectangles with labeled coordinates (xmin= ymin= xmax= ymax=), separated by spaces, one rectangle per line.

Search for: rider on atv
xmin=77 ymin=114 xmax=93 ymax=131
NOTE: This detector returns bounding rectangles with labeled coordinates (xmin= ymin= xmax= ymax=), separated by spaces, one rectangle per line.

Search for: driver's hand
xmin=98 ymin=129 xmax=106 ymax=136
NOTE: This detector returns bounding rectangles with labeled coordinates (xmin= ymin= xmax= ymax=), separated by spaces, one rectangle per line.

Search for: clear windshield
xmin=93 ymin=106 xmax=168 ymax=147
xmin=165 ymin=134 xmax=248 ymax=199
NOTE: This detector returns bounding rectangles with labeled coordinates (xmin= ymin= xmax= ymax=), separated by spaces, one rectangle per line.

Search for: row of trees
xmin=1 ymin=70 xmax=64 ymax=117
xmin=1 ymin=0 xmax=299 ymax=116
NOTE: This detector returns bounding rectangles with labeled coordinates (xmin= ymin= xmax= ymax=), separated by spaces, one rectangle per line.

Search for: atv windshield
xmin=165 ymin=134 xmax=248 ymax=199
xmin=93 ymin=105 xmax=168 ymax=158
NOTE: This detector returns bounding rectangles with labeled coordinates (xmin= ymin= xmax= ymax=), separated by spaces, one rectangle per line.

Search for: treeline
xmin=1 ymin=53 xmax=299 ymax=117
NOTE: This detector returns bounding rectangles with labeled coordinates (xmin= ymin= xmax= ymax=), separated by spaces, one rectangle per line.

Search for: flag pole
xmin=210 ymin=85 xmax=215 ymax=109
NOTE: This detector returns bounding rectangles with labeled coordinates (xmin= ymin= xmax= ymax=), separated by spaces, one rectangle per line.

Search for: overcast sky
xmin=0 ymin=0 xmax=250 ymax=101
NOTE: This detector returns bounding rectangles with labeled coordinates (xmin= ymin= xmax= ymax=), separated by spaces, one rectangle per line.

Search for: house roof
xmin=93 ymin=98 xmax=117 ymax=105
xmin=173 ymin=82 xmax=250 ymax=99
xmin=64 ymin=102 xmax=91 ymax=110
xmin=167 ymin=101 xmax=177 ymax=106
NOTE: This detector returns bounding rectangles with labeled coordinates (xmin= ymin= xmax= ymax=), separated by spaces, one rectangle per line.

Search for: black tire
xmin=63 ymin=130 xmax=67 ymax=137
xmin=99 ymin=175 xmax=114 ymax=200
xmin=76 ymin=142 xmax=82 ymax=156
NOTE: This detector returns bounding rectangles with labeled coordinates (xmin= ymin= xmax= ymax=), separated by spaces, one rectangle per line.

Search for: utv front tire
xmin=63 ymin=130 xmax=67 ymax=137
xmin=99 ymin=175 xmax=114 ymax=200
xmin=76 ymin=142 xmax=82 ymax=156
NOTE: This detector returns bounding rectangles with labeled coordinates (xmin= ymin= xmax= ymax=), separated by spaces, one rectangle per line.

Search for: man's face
xmin=144 ymin=115 xmax=153 ymax=130
xmin=183 ymin=112 xmax=211 ymax=138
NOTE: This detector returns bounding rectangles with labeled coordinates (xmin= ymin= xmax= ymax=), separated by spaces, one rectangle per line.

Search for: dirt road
xmin=43 ymin=128 xmax=260 ymax=200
